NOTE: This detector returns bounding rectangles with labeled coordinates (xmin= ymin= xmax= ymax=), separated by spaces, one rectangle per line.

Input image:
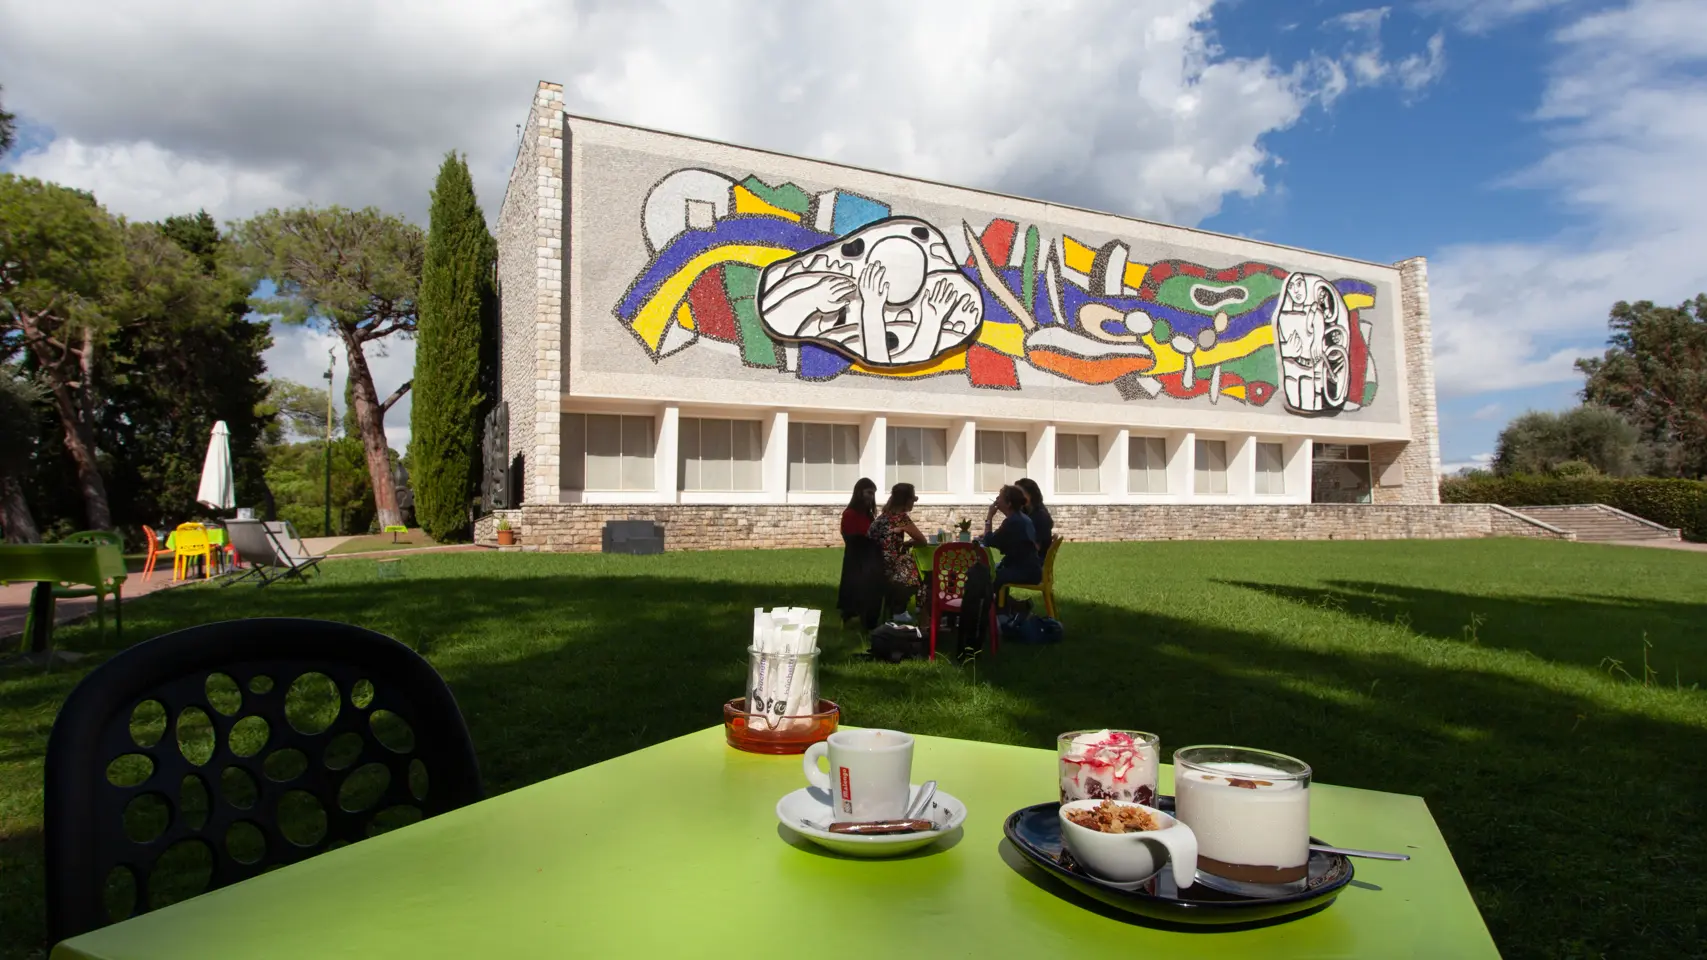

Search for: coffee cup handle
xmin=803 ymin=741 xmax=832 ymax=793
xmin=1153 ymin=823 xmax=1199 ymax=889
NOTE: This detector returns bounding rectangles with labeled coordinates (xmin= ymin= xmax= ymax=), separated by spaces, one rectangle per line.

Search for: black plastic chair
xmin=45 ymin=618 xmax=484 ymax=944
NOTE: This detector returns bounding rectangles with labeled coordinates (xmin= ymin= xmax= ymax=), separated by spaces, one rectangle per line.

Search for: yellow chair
xmin=172 ymin=524 xmax=213 ymax=581
xmin=997 ymin=535 xmax=1063 ymax=619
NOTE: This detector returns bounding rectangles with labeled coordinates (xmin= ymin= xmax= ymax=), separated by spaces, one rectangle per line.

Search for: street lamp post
xmin=323 ymin=348 xmax=336 ymax=537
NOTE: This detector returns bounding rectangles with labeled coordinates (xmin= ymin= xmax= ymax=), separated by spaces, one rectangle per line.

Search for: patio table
xmin=163 ymin=527 xmax=229 ymax=551
xmin=911 ymin=541 xmax=1001 ymax=575
xmin=51 ymin=727 xmax=1497 ymax=959
xmin=0 ymin=542 xmax=125 ymax=654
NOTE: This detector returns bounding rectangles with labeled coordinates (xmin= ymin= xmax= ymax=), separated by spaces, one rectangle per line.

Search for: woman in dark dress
xmin=983 ymin=484 xmax=1043 ymax=598
xmin=837 ymin=478 xmax=882 ymax=628
xmin=1014 ymin=477 xmax=1054 ymax=559
xmin=866 ymin=483 xmax=929 ymax=620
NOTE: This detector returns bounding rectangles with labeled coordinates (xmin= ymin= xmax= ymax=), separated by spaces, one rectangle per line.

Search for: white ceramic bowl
xmin=1058 ymin=799 xmax=1198 ymax=888
xmin=777 ymin=784 xmax=966 ymax=858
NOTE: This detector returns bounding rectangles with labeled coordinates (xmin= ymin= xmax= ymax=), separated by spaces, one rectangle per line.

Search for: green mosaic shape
xmin=1153 ymin=272 xmax=1284 ymax=317
xmin=721 ymin=263 xmax=781 ymax=368
xmin=1021 ymin=226 xmax=1039 ymax=311
xmin=738 ymin=176 xmax=811 ymax=217
xmin=1211 ymin=344 xmax=1281 ymax=385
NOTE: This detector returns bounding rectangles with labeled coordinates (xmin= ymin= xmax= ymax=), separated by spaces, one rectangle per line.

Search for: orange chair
xmin=997 ymin=535 xmax=1063 ymax=619
xmin=926 ymin=542 xmax=1000 ymax=661
xmin=171 ymin=524 xmax=213 ymax=581
xmin=141 ymin=525 xmax=175 ymax=581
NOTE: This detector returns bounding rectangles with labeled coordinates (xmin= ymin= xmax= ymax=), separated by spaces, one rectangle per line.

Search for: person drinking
xmin=867 ymin=482 xmax=928 ymax=622
xmin=983 ymin=484 xmax=1044 ymax=601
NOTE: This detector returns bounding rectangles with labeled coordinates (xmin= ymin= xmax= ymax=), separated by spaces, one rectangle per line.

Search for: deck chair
xmin=221 ymin=520 xmax=324 ymax=587
xmin=997 ymin=535 xmax=1064 ymax=619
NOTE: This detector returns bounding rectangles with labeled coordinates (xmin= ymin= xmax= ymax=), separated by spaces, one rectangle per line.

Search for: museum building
xmin=484 ymin=82 xmax=1446 ymax=550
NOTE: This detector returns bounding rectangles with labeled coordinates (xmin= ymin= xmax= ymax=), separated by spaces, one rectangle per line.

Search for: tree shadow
xmin=1216 ymin=578 xmax=1707 ymax=678
xmin=2 ymin=559 xmax=1704 ymax=959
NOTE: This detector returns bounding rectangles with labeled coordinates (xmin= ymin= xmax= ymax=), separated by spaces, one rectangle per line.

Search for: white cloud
xmin=1470 ymin=403 xmax=1503 ymax=421
xmin=1421 ymin=0 xmax=1571 ymax=34
xmin=1320 ymin=7 xmax=1447 ymax=98
xmin=262 ymin=323 xmax=416 ymax=453
xmin=2 ymin=0 xmax=1421 ymax=230
xmin=1441 ymin=452 xmax=1494 ymax=475
xmin=1429 ymin=0 xmax=1707 ymax=397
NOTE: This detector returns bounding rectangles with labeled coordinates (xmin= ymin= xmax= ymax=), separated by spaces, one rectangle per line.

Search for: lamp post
xmin=323 ymin=348 xmax=336 ymax=537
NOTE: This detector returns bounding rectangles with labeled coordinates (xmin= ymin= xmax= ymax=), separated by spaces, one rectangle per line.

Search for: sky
xmin=3 ymin=0 xmax=1704 ymax=467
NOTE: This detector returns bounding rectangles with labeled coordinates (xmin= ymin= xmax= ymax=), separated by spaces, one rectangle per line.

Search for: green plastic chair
xmin=55 ymin=531 xmax=127 ymax=641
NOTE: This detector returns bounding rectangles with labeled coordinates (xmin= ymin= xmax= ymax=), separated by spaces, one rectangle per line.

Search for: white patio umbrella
xmin=196 ymin=420 xmax=235 ymax=512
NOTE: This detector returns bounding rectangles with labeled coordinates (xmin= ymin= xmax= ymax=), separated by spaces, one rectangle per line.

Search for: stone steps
xmin=1512 ymin=505 xmax=1680 ymax=542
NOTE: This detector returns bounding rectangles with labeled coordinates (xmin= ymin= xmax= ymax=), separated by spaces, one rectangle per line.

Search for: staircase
xmin=1510 ymin=504 xmax=1682 ymax=543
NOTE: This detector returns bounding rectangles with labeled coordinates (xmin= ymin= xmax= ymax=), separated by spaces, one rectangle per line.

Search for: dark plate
xmin=1002 ymin=797 xmax=1354 ymax=928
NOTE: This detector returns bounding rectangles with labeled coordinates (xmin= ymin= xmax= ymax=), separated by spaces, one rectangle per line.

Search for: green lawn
xmin=324 ymin=528 xmax=441 ymax=555
xmin=3 ymin=539 xmax=1704 ymax=959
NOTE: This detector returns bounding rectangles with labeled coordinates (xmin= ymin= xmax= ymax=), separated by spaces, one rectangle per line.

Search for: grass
xmin=323 ymin=528 xmax=441 ymax=555
xmin=2 ymin=539 xmax=1704 ymax=959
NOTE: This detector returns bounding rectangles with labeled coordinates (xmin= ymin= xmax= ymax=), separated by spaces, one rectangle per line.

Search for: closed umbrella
xmin=196 ymin=421 xmax=235 ymax=511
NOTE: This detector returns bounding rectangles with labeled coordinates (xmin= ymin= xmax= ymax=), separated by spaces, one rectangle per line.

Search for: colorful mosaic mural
xmin=613 ymin=167 xmax=1380 ymax=415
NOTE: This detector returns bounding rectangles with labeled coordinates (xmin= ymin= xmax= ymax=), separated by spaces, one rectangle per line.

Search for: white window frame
xmin=787 ymin=421 xmax=861 ymax=493
xmin=679 ymin=417 xmax=764 ymax=492
xmin=563 ymin=412 xmax=656 ymax=493
xmin=1129 ymin=435 xmax=1168 ymax=494
xmin=1255 ymin=441 xmax=1286 ymax=496
xmin=1055 ymin=432 xmax=1102 ymax=494
xmin=1194 ymin=437 xmax=1229 ymax=496
xmin=885 ymin=424 xmax=950 ymax=493
xmin=975 ymin=429 xmax=1028 ymax=493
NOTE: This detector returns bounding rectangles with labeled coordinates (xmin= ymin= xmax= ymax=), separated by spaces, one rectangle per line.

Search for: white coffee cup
xmin=802 ymin=729 xmax=914 ymax=822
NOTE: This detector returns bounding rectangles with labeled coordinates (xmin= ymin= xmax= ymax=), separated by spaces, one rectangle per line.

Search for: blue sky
xmin=3 ymin=0 xmax=1702 ymax=466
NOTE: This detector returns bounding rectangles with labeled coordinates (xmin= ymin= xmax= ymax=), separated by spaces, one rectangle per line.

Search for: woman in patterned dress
xmin=866 ymin=482 xmax=928 ymax=620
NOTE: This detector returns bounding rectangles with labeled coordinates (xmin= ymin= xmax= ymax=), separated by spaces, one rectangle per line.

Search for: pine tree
xmin=410 ymin=153 xmax=495 ymax=541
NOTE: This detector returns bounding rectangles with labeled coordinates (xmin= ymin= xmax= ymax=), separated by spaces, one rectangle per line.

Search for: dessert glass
xmin=1172 ymin=745 xmax=1312 ymax=896
xmin=1057 ymin=730 xmax=1161 ymax=805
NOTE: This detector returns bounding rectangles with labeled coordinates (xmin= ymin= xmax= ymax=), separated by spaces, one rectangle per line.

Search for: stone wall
xmin=1395 ymin=257 xmax=1441 ymax=504
xmin=475 ymin=502 xmax=1574 ymax=551
xmin=495 ymin=80 xmax=566 ymax=506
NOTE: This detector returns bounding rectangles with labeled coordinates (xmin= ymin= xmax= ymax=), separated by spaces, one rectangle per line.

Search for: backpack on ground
xmin=868 ymin=622 xmax=927 ymax=662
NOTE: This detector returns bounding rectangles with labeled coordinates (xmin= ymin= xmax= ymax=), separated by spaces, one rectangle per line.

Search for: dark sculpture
xmin=480 ymin=403 xmax=510 ymax=512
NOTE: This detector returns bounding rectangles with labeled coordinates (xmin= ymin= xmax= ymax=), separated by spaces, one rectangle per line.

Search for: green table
xmin=0 ymin=543 xmax=126 ymax=654
xmin=52 ymin=727 xmax=1497 ymax=959
xmin=912 ymin=541 xmax=1000 ymax=575
xmin=164 ymin=528 xmax=228 ymax=550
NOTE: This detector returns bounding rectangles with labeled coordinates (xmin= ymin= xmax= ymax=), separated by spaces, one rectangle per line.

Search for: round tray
xmin=1003 ymin=796 xmax=1354 ymax=928
xmin=724 ymin=698 xmax=839 ymax=755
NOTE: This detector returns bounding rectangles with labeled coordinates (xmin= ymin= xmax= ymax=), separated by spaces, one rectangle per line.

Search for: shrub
xmin=1440 ymin=475 xmax=1707 ymax=541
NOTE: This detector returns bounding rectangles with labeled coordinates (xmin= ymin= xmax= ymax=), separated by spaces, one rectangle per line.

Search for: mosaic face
xmin=756 ymin=217 xmax=983 ymax=367
xmin=1272 ymin=272 xmax=1353 ymax=414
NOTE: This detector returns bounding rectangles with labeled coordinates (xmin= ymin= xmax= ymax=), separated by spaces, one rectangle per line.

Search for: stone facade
xmin=496 ymin=81 xmax=565 ymax=505
xmin=475 ymin=502 xmax=1572 ymax=552
xmin=1395 ymin=257 xmax=1441 ymax=503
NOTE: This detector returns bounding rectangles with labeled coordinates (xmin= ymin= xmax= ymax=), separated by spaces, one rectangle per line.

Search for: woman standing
xmin=866 ymin=482 xmax=929 ymax=621
xmin=1014 ymin=477 xmax=1054 ymax=558
xmin=837 ymin=478 xmax=882 ymax=628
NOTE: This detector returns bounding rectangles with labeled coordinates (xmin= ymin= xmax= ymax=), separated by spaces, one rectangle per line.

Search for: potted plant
xmin=495 ymin=517 xmax=515 ymax=546
xmin=956 ymin=517 xmax=973 ymax=542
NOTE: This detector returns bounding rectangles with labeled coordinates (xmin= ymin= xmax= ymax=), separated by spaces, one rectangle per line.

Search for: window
xmin=1129 ymin=436 xmax=1167 ymax=494
xmin=1055 ymin=433 xmax=1101 ymax=494
xmin=885 ymin=425 xmax=948 ymax=492
xmin=1312 ymin=442 xmax=1373 ymax=504
xmin=1255 ymin=442 xmax=1286 ymax=495
xmin=679 ymin=418 xmax=763 ymax=492
xmin=1193 ymin=438 xmax=1228 ymax=495
xmin=975 ymin=430 xmax=1028 ymax=492
xmin=788 ymin=422 xmax=860 ymax=492
xmin=563 ymin=413 xmax=655 ymax=491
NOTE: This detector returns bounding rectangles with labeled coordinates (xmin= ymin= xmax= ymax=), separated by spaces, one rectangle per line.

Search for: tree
xmin=238 ymin=207 xmax=424 ymax=529
xmin=412 ymin=153 xmax=496 ymax=541
xmin=1577 ymin=295 xmax=1707 ymax=478
xmin=0 ymin=84 xmax=16 ymax=159
xmin=1492 ymin=405 xmax=1642 ymax=477
xmin=259 ymin=378 xmax=331 ymax=446
xmin=0 ymin=366 xmax=45 ymax=542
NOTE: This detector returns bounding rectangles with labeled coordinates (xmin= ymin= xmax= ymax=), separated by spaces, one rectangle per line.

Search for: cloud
xmin=1319 ymin=7 xmax=1447 ymax=97
xmin=1428 ymin=0 xmax=1707 ymax=397
xmin=1420 ymin=0 xmax=1570 ymax=34
xmin=0 ymin=0 xmax=1443 ymax=232
xmin=1470 ymin=403 xmax=1503 ymax=421
xmin=1440 ymin=452 xmax=1494 ymax=475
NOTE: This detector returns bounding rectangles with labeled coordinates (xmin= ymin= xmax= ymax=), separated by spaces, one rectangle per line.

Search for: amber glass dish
xmin=724 ymin=698 xmax=840 ymax=755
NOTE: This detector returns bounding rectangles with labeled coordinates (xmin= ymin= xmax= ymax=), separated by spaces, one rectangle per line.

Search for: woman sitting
xmin=1015 ymin=477 xmax=1054 ymax=558
xmin=983 ymin=484 xmax=1044 ymax=600
xmin=837 ymin=478 xmax=882 ymax=628
xmin=866 ymin=482 xmax=928 ymax=621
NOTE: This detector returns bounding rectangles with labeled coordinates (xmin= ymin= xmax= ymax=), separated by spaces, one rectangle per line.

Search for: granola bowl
xmin=1059 ymin=799 xmax=1199 ymax=889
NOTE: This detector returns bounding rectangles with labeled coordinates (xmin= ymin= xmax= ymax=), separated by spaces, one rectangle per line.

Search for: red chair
xmin=926 ymin=542 xmax=1000 ymax=661
xmin=140 ymin=525 xmax=174 ymax=581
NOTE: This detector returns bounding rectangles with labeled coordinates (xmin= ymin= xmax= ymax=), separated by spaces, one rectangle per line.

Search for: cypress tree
xmin=411 ymin=153 xmax=495 ymax=541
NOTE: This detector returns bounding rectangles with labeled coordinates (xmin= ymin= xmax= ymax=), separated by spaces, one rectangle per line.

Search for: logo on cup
xmin=839 ymin=766 xmax=851 ymax=802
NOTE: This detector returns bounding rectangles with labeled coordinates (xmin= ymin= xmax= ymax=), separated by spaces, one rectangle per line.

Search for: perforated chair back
xmin=45 ymin=618 xmax=483 ymax=943
xmin=926 ymin=542 xmax=994 ymax=660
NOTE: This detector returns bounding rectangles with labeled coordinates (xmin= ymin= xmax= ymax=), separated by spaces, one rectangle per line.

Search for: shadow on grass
xmin=1217 ymin=578 xmax=1707 ymax=678
xmin=1 ymin=561 xmax=1703 ymax=960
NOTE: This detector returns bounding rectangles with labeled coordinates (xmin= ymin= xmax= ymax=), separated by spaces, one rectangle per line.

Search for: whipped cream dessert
xmin=1058 ymin=730 xmax=1159 ymax=805
xmin=1174 ymin=761 xmax=1310 ymax=886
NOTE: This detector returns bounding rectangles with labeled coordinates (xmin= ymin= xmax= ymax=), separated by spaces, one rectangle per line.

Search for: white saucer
xmin=776 ymin=783 xmax=967 ymax=858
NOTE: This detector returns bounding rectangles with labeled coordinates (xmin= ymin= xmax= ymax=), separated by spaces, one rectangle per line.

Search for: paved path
xmin=300 ymin=535 xmax=354 ymax=555
xmin=0 ymin=571 xmax=189 ymax=642
xmin=1604 ymin=539 xmax=1707 ymax=553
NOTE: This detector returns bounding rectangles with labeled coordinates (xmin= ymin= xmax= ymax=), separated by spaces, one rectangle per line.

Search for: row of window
xmin=561 ymin=413 xmax=1293 ymax=496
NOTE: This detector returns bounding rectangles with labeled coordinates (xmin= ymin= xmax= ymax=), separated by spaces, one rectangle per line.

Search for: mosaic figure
xmin=1272 ymin=272 xmax=1353 ymax=415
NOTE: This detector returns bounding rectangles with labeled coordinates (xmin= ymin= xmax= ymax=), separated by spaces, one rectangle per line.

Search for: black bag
xmin=868 ymin=623 xmax=927 ymax=663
